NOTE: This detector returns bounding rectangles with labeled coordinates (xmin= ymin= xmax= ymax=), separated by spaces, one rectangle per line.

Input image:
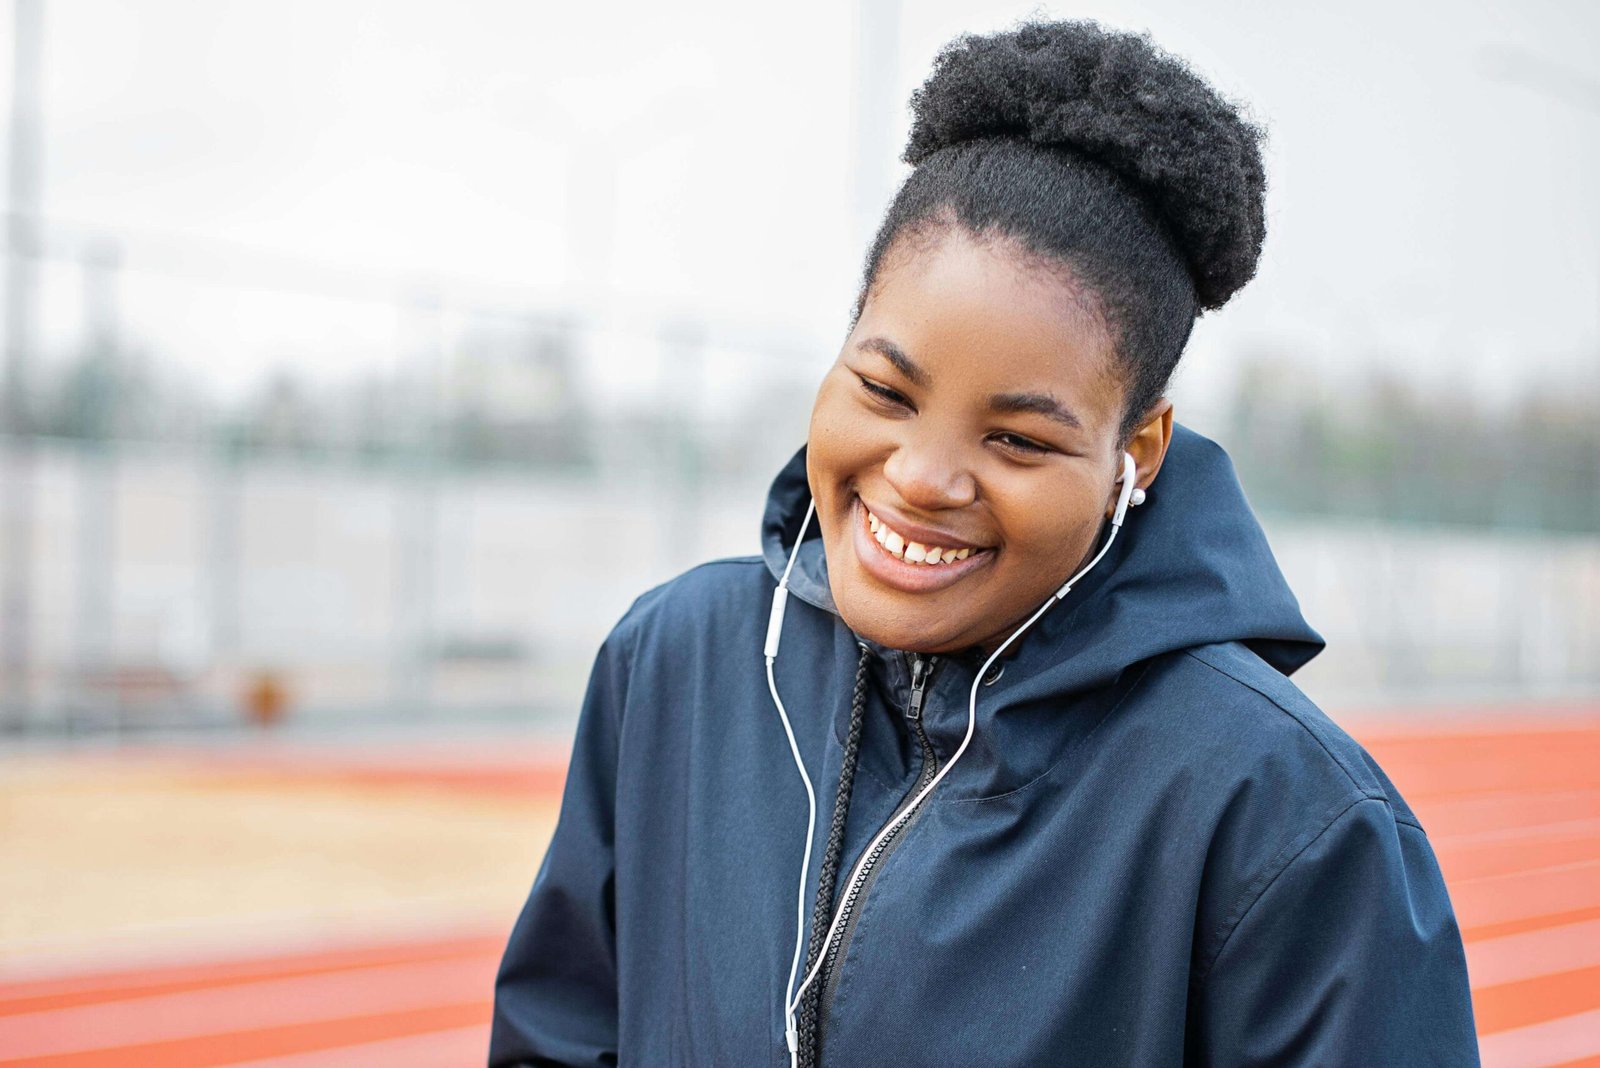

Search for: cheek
xmin=807 ymin=376 xmax=884 ymax=467
xmin=805 ymin=379 xmax=873 ymax=533
xmin=994 ymin=479 xmax=1105 ymax=566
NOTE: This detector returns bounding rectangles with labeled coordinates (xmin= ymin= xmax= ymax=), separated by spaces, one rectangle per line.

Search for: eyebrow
xmin=856 ymin=336 xmax=1085 ymax=432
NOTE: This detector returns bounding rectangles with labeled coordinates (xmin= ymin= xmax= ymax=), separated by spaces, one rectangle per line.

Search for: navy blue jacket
xmin=490 ymin=424 xmax=1480 ymax=1066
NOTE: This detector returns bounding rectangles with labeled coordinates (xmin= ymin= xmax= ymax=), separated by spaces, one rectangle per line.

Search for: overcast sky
xmin=7 ymin=0 xmax=1598 ymax=413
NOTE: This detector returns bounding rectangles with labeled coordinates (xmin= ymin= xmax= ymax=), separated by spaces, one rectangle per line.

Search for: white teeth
xmin=865 ymin=505 xmax=981 ymax=566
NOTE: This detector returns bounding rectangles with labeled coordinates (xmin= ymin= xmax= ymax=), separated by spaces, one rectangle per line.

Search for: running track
xmin=2 ymin=712 xmax=1597 ymax=1067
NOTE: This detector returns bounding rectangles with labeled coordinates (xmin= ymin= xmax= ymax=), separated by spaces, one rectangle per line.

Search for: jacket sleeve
xmin=1189 ymin=796 xmax=1481 ymax=1067
xmin=489 ymin=617 xmax=635 ymax=1067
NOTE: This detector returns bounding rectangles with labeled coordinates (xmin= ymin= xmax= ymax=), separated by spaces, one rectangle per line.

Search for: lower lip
xmin=851 ymin=495 xmax=995 ymax=594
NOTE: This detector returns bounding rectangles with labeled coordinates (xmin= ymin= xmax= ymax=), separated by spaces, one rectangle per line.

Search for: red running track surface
xmin=2 ymin=712 xmax=1597 ymax=1067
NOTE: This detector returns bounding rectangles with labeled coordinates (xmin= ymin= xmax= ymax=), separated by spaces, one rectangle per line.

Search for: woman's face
xmin=806 ymin=225 xmax=1170 ymax=657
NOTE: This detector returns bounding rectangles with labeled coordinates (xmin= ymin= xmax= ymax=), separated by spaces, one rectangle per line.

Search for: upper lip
xmin=858 ymin=496 xmax=993 ymax=552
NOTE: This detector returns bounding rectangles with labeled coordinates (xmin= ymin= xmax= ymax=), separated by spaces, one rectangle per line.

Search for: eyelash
xmin=855 ymin=375 xmax=1051 ymax=456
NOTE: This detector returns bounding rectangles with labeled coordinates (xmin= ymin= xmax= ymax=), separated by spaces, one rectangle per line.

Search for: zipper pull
xmin=906 ymin=654 xmax=933 ymax=721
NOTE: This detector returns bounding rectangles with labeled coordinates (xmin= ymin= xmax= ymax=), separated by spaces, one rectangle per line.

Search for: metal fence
xmin=3 ymin=432 xmax=1596 ymax=735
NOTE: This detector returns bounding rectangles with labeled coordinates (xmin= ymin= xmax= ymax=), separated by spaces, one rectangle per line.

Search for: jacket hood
xmin=760 ymin=422 xmax=1323 ymax=701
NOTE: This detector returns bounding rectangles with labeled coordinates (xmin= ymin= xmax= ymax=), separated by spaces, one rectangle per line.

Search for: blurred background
xmin=0 ymin=0 xmax=1596 ymax=1064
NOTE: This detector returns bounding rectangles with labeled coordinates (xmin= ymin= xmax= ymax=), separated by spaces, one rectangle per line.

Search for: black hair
xmin=851 ymin=19 xmax=1268 ymax=451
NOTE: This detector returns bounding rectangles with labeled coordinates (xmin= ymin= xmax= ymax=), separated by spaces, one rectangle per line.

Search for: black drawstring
xmin=794 ymin=641 xmax=872 ymax=1068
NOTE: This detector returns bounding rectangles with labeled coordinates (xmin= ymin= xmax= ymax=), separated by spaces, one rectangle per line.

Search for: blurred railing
xmin=2 ymin=430 xmax=1597 ymax=735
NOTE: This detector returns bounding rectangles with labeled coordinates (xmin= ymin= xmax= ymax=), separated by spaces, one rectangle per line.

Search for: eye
xmin=992 ymin=432 xmax=1050 ymax=456
xmin=855 ymin=374 xmax=910 ymax=409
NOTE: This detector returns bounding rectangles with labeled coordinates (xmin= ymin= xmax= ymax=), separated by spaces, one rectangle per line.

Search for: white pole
xmin=2 ymin=0 xmax=44 ymax=730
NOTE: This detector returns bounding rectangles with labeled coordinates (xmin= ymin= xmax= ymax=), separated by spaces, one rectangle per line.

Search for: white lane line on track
xmin=0 ymin=940 xmax=499 ymax=1007
xmin=0 ymin=954 xmax=496 ymax=1059
xmin=211 ymin=1024 xmax=490 ymax=1068
xmin=1478 ymin=1006 xmax=1600 ymax=1068
xmin=1432 ymin=816 xmax=1600 ymax=850
xmin=1467 ymin=917 xmax=1600 ymax=989
xmin=1453 ymin=860 xmax=1600 ymax=928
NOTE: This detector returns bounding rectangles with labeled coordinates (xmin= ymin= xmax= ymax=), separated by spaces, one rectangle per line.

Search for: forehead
xmin=858 ymin=226 xmax=1122 ymax=416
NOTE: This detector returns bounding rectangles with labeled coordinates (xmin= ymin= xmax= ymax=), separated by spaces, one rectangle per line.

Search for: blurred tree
xmin=1223 ymin=352 xmax=1599 ymax=533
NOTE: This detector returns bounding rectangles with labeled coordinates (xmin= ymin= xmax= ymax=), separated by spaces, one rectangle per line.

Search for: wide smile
xmin=850 ymin=494 xmax=996 ymax=594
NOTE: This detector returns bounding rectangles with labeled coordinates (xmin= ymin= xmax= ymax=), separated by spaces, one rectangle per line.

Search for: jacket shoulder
xmin=1137 ymin=642 xmax=1444 ymax=988
xmin=611 ymin=553 xmax=774 ymax=651
xmin=1173 ymin=641 xmax=1422 ymax=829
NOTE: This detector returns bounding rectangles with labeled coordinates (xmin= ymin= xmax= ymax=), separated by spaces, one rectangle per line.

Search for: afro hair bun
xmin=903 ymin=19 xmax=1267 ymax=311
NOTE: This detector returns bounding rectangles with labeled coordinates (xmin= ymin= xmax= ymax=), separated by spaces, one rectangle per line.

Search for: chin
xmin=836 ymin=597 xmax=965 ymax=656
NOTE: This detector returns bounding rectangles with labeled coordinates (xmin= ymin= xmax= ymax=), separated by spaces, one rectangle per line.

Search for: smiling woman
xmin=808 ymin=225 xmax=1142 ymax=656
xmin=489 ymin=18 xmax=1481 ymax=1068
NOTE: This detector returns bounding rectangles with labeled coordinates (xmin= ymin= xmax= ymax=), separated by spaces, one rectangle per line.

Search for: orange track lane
xmin=1 ymin=709 xmax=1595 ymax=1067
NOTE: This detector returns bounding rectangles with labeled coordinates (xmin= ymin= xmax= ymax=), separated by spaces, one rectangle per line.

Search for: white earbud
xmin=1111 ymin=451 xmax=1142 ymax=523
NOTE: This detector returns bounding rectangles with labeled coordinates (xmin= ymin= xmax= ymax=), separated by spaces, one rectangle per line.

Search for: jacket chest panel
xmin=809 ymin=802 xmax=1201 ymax=1067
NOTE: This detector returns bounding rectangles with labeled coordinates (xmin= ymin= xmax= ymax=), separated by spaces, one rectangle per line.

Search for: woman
xmin=491 ymin=19 xmax=1480 ymax=1067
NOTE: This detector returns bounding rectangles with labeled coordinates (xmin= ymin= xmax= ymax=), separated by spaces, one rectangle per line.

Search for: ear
xmin=1106 ymin=399 xmax=1174 ymax=520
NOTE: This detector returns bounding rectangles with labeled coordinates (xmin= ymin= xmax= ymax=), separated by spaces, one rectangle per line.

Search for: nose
xmin=882 ymin=439 xmax=978 ymax=512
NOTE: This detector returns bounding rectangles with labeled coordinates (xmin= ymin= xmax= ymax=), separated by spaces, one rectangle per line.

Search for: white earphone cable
xmin=765 ymin=454 xmax=1139 ymax=1063
xmin=764 ymin=497 xmax=819 ymax=1060
xmin=766 ymin=654 xmax=816 ymax=1059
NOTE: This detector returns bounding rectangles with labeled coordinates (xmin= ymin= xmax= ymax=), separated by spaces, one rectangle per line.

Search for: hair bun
xmin=903 ymin=19 xmax=1267 ymax=311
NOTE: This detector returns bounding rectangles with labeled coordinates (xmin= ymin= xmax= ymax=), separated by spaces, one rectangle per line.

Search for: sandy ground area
xmin=0 ymin=746 xmax=561 ymax=974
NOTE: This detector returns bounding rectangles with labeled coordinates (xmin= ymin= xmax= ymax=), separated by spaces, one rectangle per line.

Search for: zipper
xmin=811 ymin=651 xmax=941 ymax=1061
